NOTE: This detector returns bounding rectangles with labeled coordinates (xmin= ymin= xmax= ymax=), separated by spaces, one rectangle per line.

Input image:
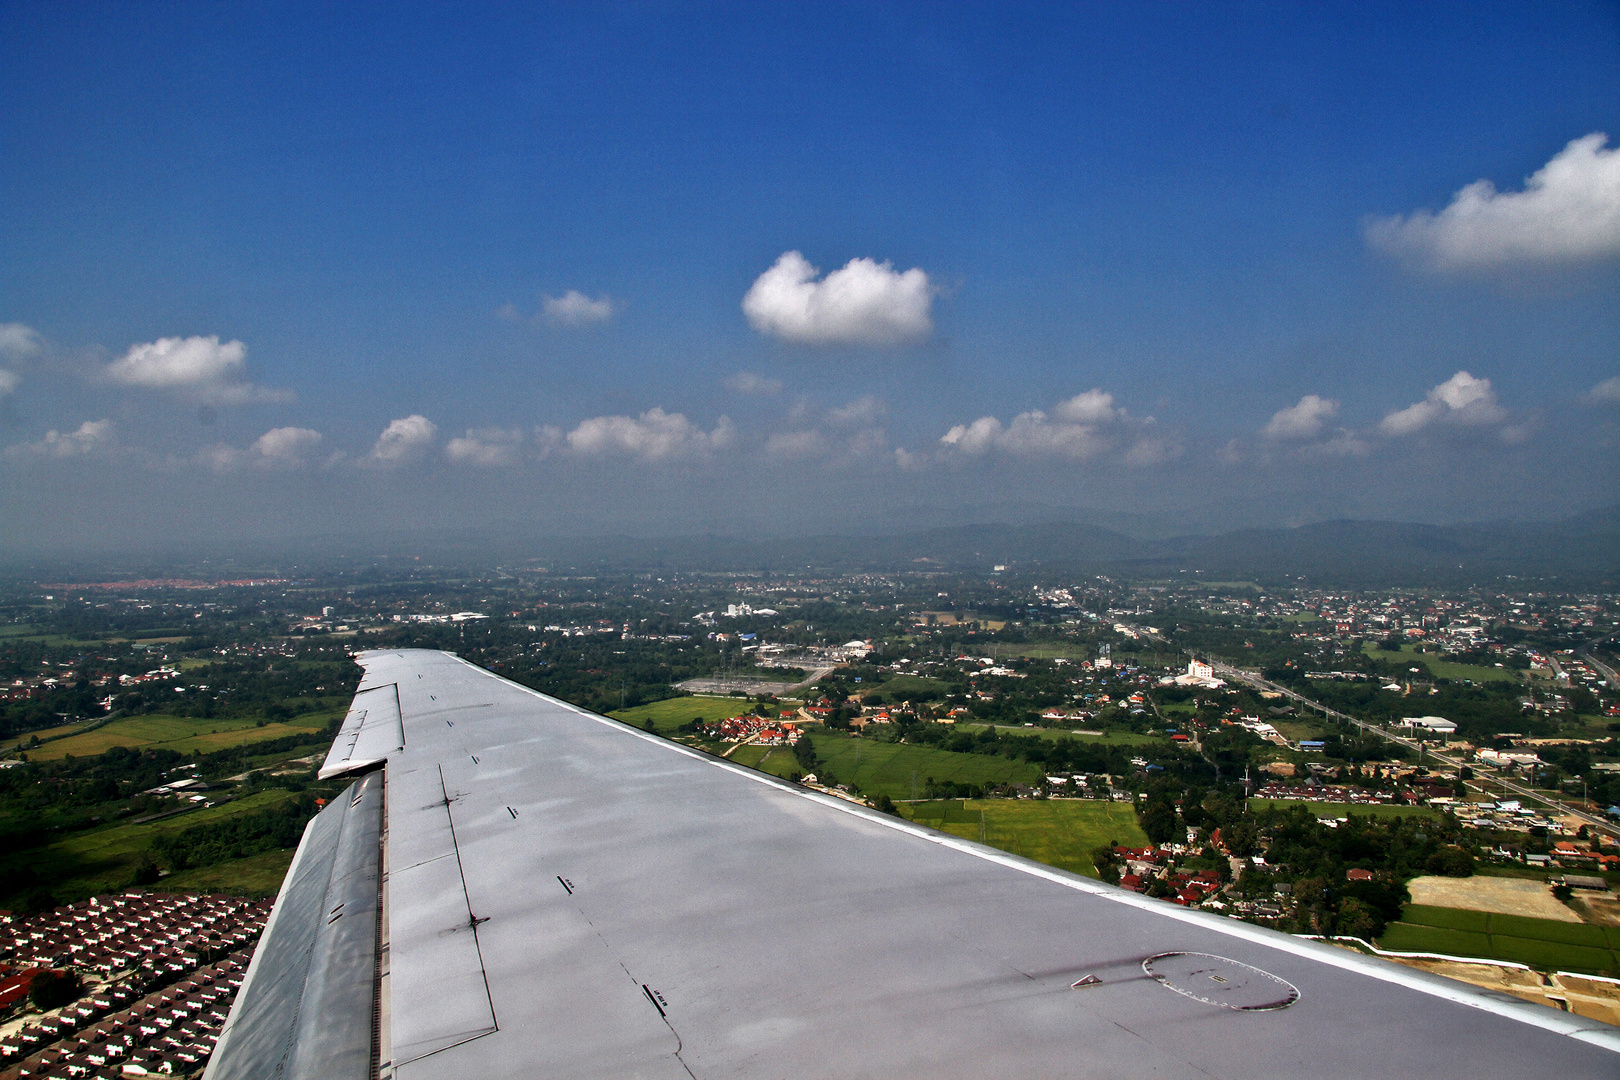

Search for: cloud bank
xmin=1366 ymin=133 xmax=1620 ymax=270
xmin=936 ymin=390 xmax=1174 ymax=465
xmin=6 ymin=419 xmax=114 ymax=460
xmin=743 ymin=251 xmax=933 ymax=346
xmin=446 ymin=427 xmax=528 ymax=467
xmin=566 ymin=407 xmax=732 ymax=461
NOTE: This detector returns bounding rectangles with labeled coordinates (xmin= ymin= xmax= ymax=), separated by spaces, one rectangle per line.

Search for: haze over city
xmin=3 ymin=3 xmax=1618 ymax=560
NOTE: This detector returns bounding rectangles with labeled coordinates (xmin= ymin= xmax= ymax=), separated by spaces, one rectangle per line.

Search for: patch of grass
xmin=728 ymin=744 xmax=773 ymax=768
xmin=875 ymin=674 xmax=952 ymax=700
xmin=1379 ymin=904 xmax=1620 ymax=974
xmin=1359 ymin=641 xmax=1520 ymax=684
xmin=747 ymin=746 xmax=800 ymax=780
xmin=23 ymin=710 xmax=339 ymax=760
xmin=0 ymin=790 xmax=303 ymax=903
xmin=807 ymin=733 xmax=1042 ymax=799
xmin=1001 ymin=643 xmax=1090 ymax=661
xmin=161 ymin=848 xmax=296 ymax=898
xmin=955 ymin=723 xmax=1164 ymax=746
xmin=611 ymin=696 xmax=779 ymax=735
xmin=1248 ymin=799 xmax=1439 ymax=819
xmin=901 ymin=799 xmax=1149 ymax=877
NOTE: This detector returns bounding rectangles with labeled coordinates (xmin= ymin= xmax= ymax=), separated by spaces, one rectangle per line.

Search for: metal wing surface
xmin=206 ymin=648 xmax=1620 ymax=1080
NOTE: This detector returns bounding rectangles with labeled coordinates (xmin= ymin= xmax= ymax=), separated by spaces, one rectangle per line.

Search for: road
xmin=1212 ymin=663 xmax=1620 ymax=841
xmin=1577 ymin=634 xmax=1618 ymax=684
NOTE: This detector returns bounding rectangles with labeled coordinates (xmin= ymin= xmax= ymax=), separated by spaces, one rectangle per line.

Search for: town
xmin=1 ymin=561 xmax=1618 ymax=1066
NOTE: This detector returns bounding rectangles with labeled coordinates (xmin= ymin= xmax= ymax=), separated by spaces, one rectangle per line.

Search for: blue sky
xmin=3 ymin=3 xmax=1618 ymax=555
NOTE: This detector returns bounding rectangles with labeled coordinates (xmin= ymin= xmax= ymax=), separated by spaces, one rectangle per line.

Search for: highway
xmin=1212 ymin=663 xmax=1620 ymax=841
xmin=1577 ymin=634 xmax=1619 ymax=685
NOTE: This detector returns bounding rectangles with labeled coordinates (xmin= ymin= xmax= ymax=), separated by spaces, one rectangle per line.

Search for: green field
xmin=901 ymin=799 xmax=1148 ymax=877
xmin=795 ymin=732 xmax=1042 ymax=798
xmin=161 ymin=848 xmax=297 ymax=897
xmin=1359 ymin=642 xmax=1520 ymax=683
xmin=955 ymin=723 xmax=1165 ymax=747
xmin=1000 ymin=643 xmax=1090 ymax=661
xmin=873 ymin=674 xmax=952 ymax=700
xmin=1378 ymin=903 xmax=1620 ymax=974
xmin=610 ymin=695 xmax=777 ymax=734
xmin=1248 ymin=799 xmax=1439 ymax=819
xmin=0 ymin=789 xmax=303 ymax=902
xmin=20 ymin=709 xmax=341 ymax=760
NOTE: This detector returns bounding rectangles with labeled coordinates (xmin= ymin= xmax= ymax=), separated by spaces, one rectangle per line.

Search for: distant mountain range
xmin=11 ymin=507 xmax=1617 ymax=588
xmin=494 ymin=505 xmax=1620 ymax=587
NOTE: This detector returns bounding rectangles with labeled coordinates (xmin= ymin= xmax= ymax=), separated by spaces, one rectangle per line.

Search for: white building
xmin=1398 ymin=715 xmax=1457 ymax=734
xmin=1164 ymin=658 xmax=1224 ymax=689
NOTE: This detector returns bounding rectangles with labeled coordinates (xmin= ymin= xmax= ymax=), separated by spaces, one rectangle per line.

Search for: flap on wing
xmin=320 ymin=683 xmax=405 ymax=780
xmin=206 ymin=772 xmax=383 ymax=1080
xmin=387 ymin=762 xmax=499 ymax=1066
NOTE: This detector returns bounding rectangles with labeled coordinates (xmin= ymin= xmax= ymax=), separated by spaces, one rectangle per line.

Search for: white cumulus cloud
xmin=1262 ymin=394 xmax=1339 ymax=440
xmin=542 ymin=290 xmax=615 ymax=326
xmin=742 ymin=251 xmax=933 ymax=346
xmin=566 ymin=407 xmax=732 ymax=461
xmin=0 ymin=323 xmax=43 ymax=360
xmin=446 ymin=427 xmax=526 ymax=467
xmin=1366 ymin=133 xmax=1620 ymax=270
xmin=104 ymin=335 xmax=291 ymax=405
xmin=252 ymin=427 xmax=324 ymax=467
xmin=940 ymin=390 xmax=1123 ymax=459
xmin=1379 ymin=371 xmax=1508 ymax=436
xmin=1583 ymin=376 xmax=1620 ymax=405
xmin=0 ymin=369 xmax=18 ymax=399
xmin=935 ymin=390 xmax=1173 ymax=466
xmin=367 ymin=415 xmax=438 ymax=466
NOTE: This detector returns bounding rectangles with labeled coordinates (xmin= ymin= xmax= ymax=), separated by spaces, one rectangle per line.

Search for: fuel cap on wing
xmin=1143 ymin=952 xmax=1300 ymax=1011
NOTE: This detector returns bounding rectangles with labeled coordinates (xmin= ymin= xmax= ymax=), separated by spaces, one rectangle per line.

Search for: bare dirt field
xmin=1407 ymin=874 xmax=1582 ymax=922
xmin=1330 ymin=941 xmax=1620 ymax=1027
xmin=1393 ymin=958 xmax=1620 ymax=1028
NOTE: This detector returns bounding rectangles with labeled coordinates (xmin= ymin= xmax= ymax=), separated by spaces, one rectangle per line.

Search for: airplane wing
xmin=206 ymin=648 xmax=1620 ymax=1079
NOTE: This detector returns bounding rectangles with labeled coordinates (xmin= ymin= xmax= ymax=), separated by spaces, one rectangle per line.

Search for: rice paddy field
xmin=1378 ymin=903 xmax=1620 ymax=975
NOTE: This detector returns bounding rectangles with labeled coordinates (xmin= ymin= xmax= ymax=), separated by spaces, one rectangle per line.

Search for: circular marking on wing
xmin=1143 ymin=952 xmax=1299 ymax=1011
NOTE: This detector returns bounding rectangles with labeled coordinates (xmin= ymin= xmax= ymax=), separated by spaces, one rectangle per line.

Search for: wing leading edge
xmin=207 ymin=649 xmax=1620 ymax=1080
